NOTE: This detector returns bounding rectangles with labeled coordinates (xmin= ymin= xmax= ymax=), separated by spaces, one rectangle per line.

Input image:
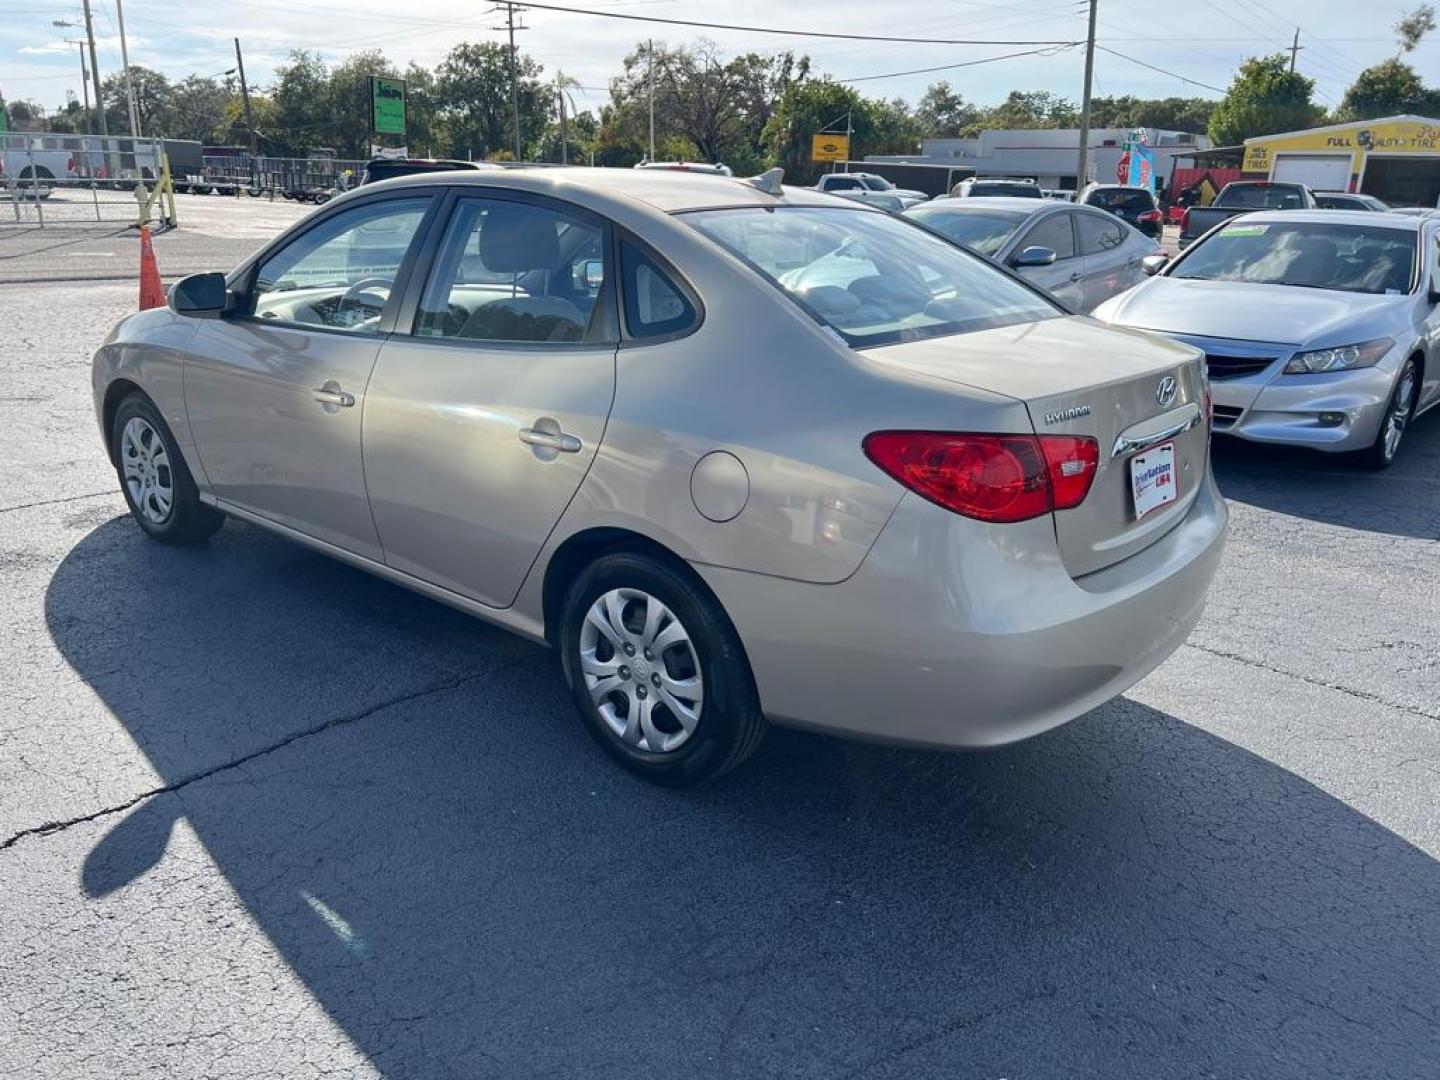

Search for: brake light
xmin=1138 ymin=209 xmax=1161 ymax=224
xmin=1180 ymin=208 xmax=1191 ymax=231
xmin=863 ymin=432 xmax=1099 ymax=523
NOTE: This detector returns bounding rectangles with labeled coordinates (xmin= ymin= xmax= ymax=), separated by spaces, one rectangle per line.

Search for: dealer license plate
xmin=1130 ymin=442 xmax=1178 ymax=519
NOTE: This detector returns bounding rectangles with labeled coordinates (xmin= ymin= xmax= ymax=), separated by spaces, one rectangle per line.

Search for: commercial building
xmin=1240 ymin=115 xmax=1440 ymax=206
xmin=867 ymin=127 xmax=1208 ymax=191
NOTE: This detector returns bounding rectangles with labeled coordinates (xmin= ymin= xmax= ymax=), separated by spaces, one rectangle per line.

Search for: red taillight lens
xmin=863 ymin=432 xmax=1098 ymax=523
xmin=1138 ymin=209 xmax=1161 ymax=224
xmin=1180 ymin=208 xmax=1191 ymax=231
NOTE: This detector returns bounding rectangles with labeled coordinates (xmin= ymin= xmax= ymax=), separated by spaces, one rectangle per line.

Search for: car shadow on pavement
xmin=47 ymin=516 xmax=1440 ymax=1079
xmin=1210 ymin=417 xmax=1440 ymax=539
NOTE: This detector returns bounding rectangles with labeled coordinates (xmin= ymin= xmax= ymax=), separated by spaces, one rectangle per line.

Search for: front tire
xmin=1359 ymin=357 xmax=1418 ymax=470
xmin=111 ymin=394 xmax=224 ymax=544
xmin=558 ymin=551 xmax=765 ymax=786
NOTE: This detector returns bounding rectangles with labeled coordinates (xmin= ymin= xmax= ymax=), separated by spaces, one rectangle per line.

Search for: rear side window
xmin=1020 ymin=213 xmax=1076 ymax=259
xmin=1077 ymin=211 xmax=1127 ymax=254
xmin=826 ymin=177 xmax=862 ymax=191
xmin=1088 ymin=188 xmax=1155 ymax=211
xmin=620 ymin=241 xmax=696 ymax=339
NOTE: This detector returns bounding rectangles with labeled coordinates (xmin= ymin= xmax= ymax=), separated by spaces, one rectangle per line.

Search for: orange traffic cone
xmin=138 ymin=225 xmax=165 ymax=311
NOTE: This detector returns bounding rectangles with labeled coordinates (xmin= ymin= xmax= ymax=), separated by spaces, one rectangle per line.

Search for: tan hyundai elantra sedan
xmin=93 ymin=167 xmax=1226 ymax=784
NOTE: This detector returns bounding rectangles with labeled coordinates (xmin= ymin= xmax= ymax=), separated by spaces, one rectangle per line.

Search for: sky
xmin=3 ymin=0 xmax=1437 ymax=122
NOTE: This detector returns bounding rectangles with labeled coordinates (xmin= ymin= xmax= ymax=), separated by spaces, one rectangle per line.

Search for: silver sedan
xmin=92 ymin=168 xmax=1225 ymax=784
xmin=1094 ymin=210 xmax=1440 ymax=468
xmin=904 ymin=196 xmax=1160 ymax=311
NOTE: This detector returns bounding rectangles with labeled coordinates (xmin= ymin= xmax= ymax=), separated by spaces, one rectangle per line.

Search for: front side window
xmin=826 ymin=177 xmax=862 ymax=191
xmin=1171 ymin=221 xmax=1417 ymax=295
xmin=686 ymin=206 xmax=1058 ymax=347
xmin=250 ymin=196 xmax=431 ymax=332
xmin=1077 ymin=212 xmax=1127 ymax=254
xmin=1020 ymin=213 xmax=1077 ymax=260
xmin=413 ymin=197 xmax=607 ymax=343
xmin=905 ymin=207 xmax=1027 ymax=256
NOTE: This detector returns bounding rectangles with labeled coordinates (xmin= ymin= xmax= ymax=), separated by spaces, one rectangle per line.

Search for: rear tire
xmin=1358 ymin=357 xmax=1418 ymax=470
xmin=558 ymin=550 xmax=765 ymax=786
xmin=111 ymin=393 xmax=225 ymax=545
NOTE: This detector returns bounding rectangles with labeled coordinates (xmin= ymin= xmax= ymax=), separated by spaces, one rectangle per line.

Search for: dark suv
xmin=1078 ymin=184 xmax=1162 ymax=237
xmin=359 ymin=158 xmax=498 ymax=185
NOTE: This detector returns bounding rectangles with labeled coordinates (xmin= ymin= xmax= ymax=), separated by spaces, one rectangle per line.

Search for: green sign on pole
xmin=370 ymin=76 xmax=406 ymax=137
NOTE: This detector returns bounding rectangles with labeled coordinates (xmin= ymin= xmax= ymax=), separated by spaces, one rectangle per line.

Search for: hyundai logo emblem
xmin=1156 ymin=376 xmax=1178 ymax=407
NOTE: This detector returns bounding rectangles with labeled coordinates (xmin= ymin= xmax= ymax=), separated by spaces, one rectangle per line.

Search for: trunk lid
xmin=863 ymin=315 xmax=1209 ymax=577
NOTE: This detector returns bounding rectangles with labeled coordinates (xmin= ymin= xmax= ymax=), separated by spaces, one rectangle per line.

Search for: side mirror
xmin=169 ymin=272 xmax=229 ymax=319
xmin=1010 ymin=245 xmax=1057 ymax=268
xmin=1141 ymin=253 xmax=1169 ymax=276
xmin=579 ymin=259 xmax=604 ymax=290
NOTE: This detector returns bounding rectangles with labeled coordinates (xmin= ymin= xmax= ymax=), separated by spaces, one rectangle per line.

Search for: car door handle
xmin=519 ymin=427 xmax=582 ymax=453
xmin=1068 ymin=271 xmax=1081 ymax=282
xmin=312 ymin=386 xmax=355 ymax=408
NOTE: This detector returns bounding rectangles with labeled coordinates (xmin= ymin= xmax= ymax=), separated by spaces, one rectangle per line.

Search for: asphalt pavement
xmin=0 ymin=203 xmax=1437 ymax=1079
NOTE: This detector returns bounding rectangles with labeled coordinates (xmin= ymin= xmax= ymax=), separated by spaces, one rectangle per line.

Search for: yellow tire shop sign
xmin=1244 ymin=117 xmax=1440 ymax=174
xmin=812 ymin=134 xmax=851 ymax=163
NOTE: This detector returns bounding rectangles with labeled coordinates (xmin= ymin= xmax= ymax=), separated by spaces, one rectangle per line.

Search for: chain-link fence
xmin=1 ymin=133 xmax=174 ymax=226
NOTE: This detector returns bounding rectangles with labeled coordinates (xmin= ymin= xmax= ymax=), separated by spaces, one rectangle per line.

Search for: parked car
xmin=1179 ymin=180 xmax=1317 ymax=248
xmin=950 ymin=178 xmax=1044 ymax=199
xmin=1042 ymin=189 xmax=1076 ymax=201
xmin=1078 ymin=184 xmax=1164 ymax=238
xmin=905 ymin=197 xmax=1161 ymax=311
xmin=1313 ymin=191 xmax=1390 ymax=211
xmin=93 ymin=166 xmax=1225 ymax=785
xmin=635 ymin=161 xmax=734 ymax=176
xmin=1094 ymin=211 xmax=1440 ymax=468
xmin=359 ymin=158 xmax=496 ymax=185
xmin=813 ymin=171 xmax=926 ymax=207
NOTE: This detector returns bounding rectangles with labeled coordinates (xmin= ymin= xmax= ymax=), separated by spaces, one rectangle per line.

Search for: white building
xmin=868 ymin=127 xmax=1210 ymax=191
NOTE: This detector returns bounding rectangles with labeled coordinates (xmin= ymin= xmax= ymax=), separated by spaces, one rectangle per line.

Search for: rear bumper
xmin=698 ymin=472 xmax=1227 ymax=749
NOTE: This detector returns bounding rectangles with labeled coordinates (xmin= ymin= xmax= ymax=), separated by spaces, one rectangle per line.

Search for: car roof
xmin=352 ymin=165 xmax=847 ymax=213
xmin=1223 ymin=209 xmax=1426 ymax=230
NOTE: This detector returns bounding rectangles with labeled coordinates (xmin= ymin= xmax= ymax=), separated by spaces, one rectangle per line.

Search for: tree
xmin=326 ymin=51 xmax=401 ymax=157
xmin=1395 ymin=4 xmax=1436 ymax=54
xmin=1337 ymin=59 xmax=1440 ymax=120
xmin=166 ymin=76 xmax=232 ymax=141
xmin=100 ymin=66 xmax=170 ymax=137
xmin=1208 ymin=55 xmax=1323 ymax=146
xmin=435 ymin=41 xmax=548 ymax=160
xmin=270 ymin=50 xmax=331 ymax=156
xmin=914 ymin=82 xmax=981 ymax=138
xmin=982 ymin=90 xmax=1078 ymax=130
xmin=1088 ymin=95 xmax=1215 ymax=134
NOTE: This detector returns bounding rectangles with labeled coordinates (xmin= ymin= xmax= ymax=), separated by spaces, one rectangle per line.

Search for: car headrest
xmin=479 ymin=205 xmax=560 ymax=274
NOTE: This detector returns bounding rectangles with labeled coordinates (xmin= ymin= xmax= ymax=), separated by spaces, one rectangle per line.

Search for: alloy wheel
xmin=578 ymin=588 xmax=704 ymax=753
xmin=120 ymin=416 xmax=174 ymax=524
xmin=1382 ymin=365 xmax=1417 ymax=462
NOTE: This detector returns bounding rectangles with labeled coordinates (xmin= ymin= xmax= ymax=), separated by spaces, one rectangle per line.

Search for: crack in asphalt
xmin=1184 ymin=641 xmax=1440 ymax=722
xmin=0 ymin=491 xmax=115 ymax=515
xmin=0 ymin=661 xmax=522 ymax=854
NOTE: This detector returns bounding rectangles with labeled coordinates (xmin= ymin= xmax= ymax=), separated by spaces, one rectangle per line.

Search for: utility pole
xmin=1074 ymin=0 xmax=1097 ymax=191
xmin=505 ymin=3 xmax=523 ymax=160
xmin=65 ymin=40 xmax=92 ymax=135
xmin=1288 ymin=28 xmax=1303 ymax=73
xmin=114 ymin=0 xmax=140 ymax=136
xmin=234 ymin=38 xmax=257 ymax=160
xmin=80 ymin=0 xmax=107 ymax=139
xmin=647 ymin=39 xmax=655 ymax=162
xmin=556 ymin=75 xmax=569 ymax=165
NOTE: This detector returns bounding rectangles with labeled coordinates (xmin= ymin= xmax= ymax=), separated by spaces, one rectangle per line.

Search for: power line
xmin=1095 ymin=45 xmax=1227 ymax=93
xmin=515 ymin=1 xmax=1079 ymax=44
xmin=841 ymin=44 xmax=1077 ymax=83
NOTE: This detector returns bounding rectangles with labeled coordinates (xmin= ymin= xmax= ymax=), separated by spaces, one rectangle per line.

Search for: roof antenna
xmin=741 ymin=167 xmax=784 ymax=196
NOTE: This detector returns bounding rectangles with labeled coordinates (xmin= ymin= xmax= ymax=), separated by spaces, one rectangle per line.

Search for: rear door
xmin=1075 ymin=209 xmax=1139 ymax=311
xmin=361 ymin=191 xmax=622 ymax=607
xmin=1012 ymin=211 xmax=1085 ymax=308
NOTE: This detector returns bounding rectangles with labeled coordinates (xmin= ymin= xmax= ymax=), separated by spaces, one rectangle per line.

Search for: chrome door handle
xmin=519 ymin=427 xmax=582 ymax=453
xmin=1068 ymin=272 xmax=1081 ymax=282
xmin=312 ymin=386 xmax=355 ymax=408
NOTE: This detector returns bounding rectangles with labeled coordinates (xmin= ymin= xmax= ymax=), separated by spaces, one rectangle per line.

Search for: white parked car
xmin=813 ymin=172 xmax=926 ymax=207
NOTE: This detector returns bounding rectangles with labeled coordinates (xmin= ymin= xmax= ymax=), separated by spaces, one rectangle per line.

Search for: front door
xmin=363 ymin=193 xmax=619 ymax=607
xmin=184 ymin=194 xmax=436 ymax=560
xmin=1014 ymin=211 xmax=1086 ymax=309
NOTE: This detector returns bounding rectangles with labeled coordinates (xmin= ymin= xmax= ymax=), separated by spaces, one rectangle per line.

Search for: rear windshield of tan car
xmin=684 ymin=206 xmax=1059 ymax=347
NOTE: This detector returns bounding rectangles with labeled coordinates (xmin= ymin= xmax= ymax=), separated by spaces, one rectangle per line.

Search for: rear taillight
xmin=1138 ymin=209 xmax=1161 ymax=224
xmin=1180 ymin=208 xmax=1191 ymax=231
xmin=863 ymin=431 xmax=1099 ymax=523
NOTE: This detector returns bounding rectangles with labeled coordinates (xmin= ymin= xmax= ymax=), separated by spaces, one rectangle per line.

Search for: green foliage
xmin=1395 ymin=5 xmax=1436 ymax=54
xmin=435 ymin=41 xmax=549 ymax=160
xmin=762 ymin=78 xmax=867 ymax=185
xmin=914 ymin=82 xmax=982 ymax=139
xmin=1087 ymin=95 xmax=1215 ymax=134
xmin=1337 ymin=59 xmax=1440 ymax=120
xmin=1208 ymin=54 xmax=1323 ymax=146
xmin=985 ymin=90 xmax=1078 ymax=130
